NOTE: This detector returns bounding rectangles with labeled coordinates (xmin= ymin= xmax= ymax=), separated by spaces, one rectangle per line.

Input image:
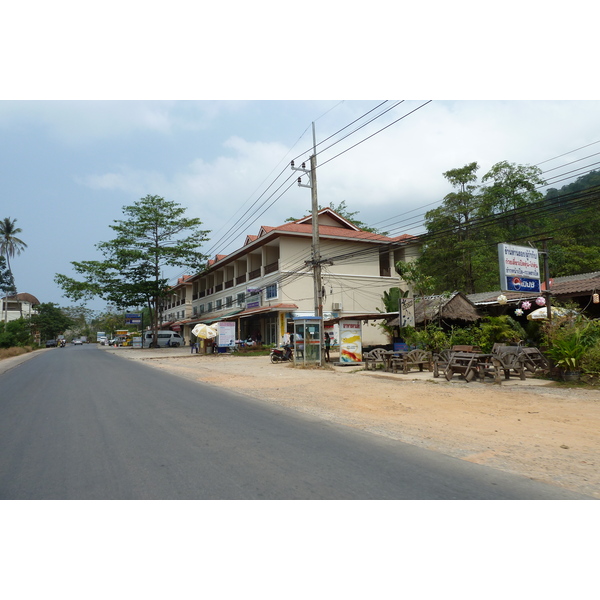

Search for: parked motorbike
xmin=270 ymin=345 xmax=293 ymax=363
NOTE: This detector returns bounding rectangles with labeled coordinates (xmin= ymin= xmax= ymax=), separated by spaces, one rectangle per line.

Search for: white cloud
xmin=77 ymin=100 xmax=600 ymax=255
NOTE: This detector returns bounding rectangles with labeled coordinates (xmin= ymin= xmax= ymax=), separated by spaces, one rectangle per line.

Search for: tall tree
xmin=1 ymin=217 xmax=27 ymax=322
xmin=418 ymin=162 xmax=481 ymax=293
xmin=28 ymin=303 xmax=74 ymax=342
xmin=55 ymin=195 xmax=210 ymax=346
xmin=417 ymin=161 xmax=550 ymax=294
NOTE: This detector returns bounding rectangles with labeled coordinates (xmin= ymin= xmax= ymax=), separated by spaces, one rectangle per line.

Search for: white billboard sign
xmin=498 ymin=243 xmax=541 ymax=293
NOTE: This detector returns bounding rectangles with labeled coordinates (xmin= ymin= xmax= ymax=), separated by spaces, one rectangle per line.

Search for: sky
xmin=2 ymin=99 xmax=600 ymax=313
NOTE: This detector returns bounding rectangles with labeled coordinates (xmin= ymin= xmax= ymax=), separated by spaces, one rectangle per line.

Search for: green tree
xmin=418 ymin=161 xmax=549 ymax=294
xmin=0 ymin=317 xmax=33 ymax=348
xmin=541 ymin=172 xmax=600 ymax=276
xmin=418 ymin=162 xmax=481 ymax=293
xmin=55 ymin=195 xmax=210 ymax=346
xmin=0 ymin=255 xmax=14 ymax=296
xmin=29 ymin=303 xmax=74 ymax=342
xmin=1 ymin=217 xmax=27 ymax=321
xmin=61 ymin=305 xmax=98 ymax=340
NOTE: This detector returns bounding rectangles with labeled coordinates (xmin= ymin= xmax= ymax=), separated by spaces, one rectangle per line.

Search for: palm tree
xmin=0 ymin=217 xmax=27 ymax=322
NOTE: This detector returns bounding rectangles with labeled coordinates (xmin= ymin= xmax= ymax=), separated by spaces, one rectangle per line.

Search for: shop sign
xmin=339 ymin=320 xmax=362 ymax=363
xmin=498 ymin=243 xmax=541 ymax=293
xmin=246 ymin=288 xmax=261 ymax=309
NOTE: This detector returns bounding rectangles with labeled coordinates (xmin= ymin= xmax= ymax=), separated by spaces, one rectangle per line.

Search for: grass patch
xmin=232 ymin=347 xmax=271 ymax=357
xmin=0 ymin=346 xmax=35 ymax=361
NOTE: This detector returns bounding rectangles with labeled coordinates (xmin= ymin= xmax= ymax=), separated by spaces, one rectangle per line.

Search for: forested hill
xmin=544 ymin=170 xmax=600 ymax=199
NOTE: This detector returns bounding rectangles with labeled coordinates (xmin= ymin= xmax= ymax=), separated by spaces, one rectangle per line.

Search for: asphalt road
xmin=0 ymin=345 xmax=592 ymax=499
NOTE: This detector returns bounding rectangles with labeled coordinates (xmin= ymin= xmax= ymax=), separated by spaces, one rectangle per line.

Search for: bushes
xmin=542 ymin=318 xmax=600 ymax=378
xmin=0 ymin=318 xmax=33 ymax=349
xmin=581 ymin=342 xmax=600 ymax=377
xmin=400 ymin=316 xmax=526 ymax=354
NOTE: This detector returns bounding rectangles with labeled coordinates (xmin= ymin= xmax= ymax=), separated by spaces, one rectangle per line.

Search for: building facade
xmin=1 ymin=292 xmax=40 ymax=323
xmin=160 ymin=209 xmax=420 ymax=346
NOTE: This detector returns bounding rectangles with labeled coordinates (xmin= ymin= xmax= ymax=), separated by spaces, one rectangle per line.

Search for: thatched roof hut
xmin=387 ymin=292 xmax=480 ymax=327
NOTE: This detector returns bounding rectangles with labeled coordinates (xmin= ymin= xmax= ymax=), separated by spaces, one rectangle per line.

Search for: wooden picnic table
xmin=444 ymin=352 xmax=493 ymax=382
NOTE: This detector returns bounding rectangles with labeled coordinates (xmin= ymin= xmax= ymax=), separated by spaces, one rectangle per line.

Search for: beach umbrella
xmin=192 ymin=323 xmax=218 ymax=339
xmin=526 ymin=307 xmax=576 ymax=320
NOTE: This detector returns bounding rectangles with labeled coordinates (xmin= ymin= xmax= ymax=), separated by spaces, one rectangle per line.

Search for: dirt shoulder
xmin=103 ymin=346 xmax=600 ymax=499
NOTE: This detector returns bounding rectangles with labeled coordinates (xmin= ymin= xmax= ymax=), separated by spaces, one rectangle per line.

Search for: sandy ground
xmin=94 ymin=345 xmax=600 ymax=499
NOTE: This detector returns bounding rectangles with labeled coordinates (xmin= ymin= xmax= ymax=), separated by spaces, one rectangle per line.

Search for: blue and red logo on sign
xmin=505 ymin=276 xmax=540 ymax=293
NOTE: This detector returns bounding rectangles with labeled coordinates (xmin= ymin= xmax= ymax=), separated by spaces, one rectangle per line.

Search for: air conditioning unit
xmin=332 ymin=302 xmax=342 ymax=311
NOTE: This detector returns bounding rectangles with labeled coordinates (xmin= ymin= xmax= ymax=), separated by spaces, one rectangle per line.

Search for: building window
xmin=216 ymin=299 xmax=222 ymax=310
xmin=199 ymin=304 xmax=205 ymax=314
xmin=237 ymin=293 xmax=245 ymax=307
xmin=207 ymin=302 xmax=213 ymax=312
xmin=379 ymin=249 xmax=391 ymax=277
xmin=266 ymin=283 xmax=278 ymax=299
xmin=226 ymin=296 xmax=233 ymax=308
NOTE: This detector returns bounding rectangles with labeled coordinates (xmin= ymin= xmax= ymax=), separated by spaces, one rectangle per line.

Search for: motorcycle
xmin=270 ymin=344 xmax=293 ymax=363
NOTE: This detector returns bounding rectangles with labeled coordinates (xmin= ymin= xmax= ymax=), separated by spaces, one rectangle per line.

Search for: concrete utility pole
xmin=291 ymin=122 xmax=323 ymax=318
xmin=540 ymin=238 xmax=553 ymax=321
xmin=532 ymin=237 xmax=553 ymax=321
xmin=291 ymin=122 xmax=328 ymax=366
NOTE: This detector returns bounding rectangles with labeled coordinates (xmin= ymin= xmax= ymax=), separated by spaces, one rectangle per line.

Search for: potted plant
xmin=544 ymin=327 xmax=588 ymax=382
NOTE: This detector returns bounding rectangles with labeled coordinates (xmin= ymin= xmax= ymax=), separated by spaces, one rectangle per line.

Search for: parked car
xmin=45 ymin=339 xmax=57 ymax=348
xmin=143 ymin=330 xmax=184 ymax=348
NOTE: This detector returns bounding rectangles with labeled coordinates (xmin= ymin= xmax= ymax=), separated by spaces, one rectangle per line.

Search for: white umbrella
xmin=526 ymin=307 xmax=576 ymax=320
xmin=192 ymin=323 xmax=218 ymax=339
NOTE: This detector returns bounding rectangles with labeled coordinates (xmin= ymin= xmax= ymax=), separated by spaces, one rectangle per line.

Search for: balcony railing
xmin=248 ymin=268 xmax=261 ymax=280
xmin=236 ymin=274 xmax=247 ymax=285
xmin=264 ymin=260 xmax=279 ymax=275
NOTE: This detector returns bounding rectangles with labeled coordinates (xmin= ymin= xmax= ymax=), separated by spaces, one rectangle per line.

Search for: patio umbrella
xmin=192 ymin=323 xmax=218 ymax=339
xmin=526 ymin=307 xmax=576 ymax=320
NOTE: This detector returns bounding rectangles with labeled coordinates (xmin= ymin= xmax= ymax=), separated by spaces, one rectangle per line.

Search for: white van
xmin=143 ymin=330 xmax=184 ymax=348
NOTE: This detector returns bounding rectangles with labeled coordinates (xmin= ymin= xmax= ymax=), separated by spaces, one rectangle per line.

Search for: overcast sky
xmin=2 ymin=3 xmax=598 ymax=314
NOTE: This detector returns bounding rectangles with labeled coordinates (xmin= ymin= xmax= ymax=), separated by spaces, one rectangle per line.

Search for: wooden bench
xmin=520 ymin=347 xmax=550 ymax=375
xmin=491 ymin=345 xmax=526 ymax=382
xmin=443 ymin=351 xmax=484 ymax=382
xmin=433 ymin=346 xmax=481 ymax=377
xmin=393 ymin=348 xmax=432 ymax=374
xmin=363 ymin=348 xmax=388 ymax=370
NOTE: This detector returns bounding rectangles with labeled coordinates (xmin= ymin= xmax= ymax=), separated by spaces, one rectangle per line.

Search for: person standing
xmin=324 ymin=331 xmax=331 ymax=362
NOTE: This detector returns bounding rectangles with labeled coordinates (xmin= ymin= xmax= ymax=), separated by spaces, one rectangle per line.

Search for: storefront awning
xmin=188 ymin=309 xmax=244 ymax=325
xmin=233 ymin=303 xmax=298 ymax=319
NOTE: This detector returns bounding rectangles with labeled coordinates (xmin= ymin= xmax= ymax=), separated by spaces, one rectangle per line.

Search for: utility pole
xmin=541 ymin=238 xmax=552 ymax=321
xmin=291 ymin=122 xmax=328 ymax=365
xmin=534 ymin=237 xmax=553 ymax=321
xmin=291 ymin=122 xmax=323 ymax=319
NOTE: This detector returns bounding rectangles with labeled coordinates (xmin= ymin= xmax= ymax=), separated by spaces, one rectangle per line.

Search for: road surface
xmin=0 ymin=345 xmax=592 ymax=499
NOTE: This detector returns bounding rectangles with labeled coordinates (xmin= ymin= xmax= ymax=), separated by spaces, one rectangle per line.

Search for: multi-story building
xmin=160 ymin=208 xmax=420 ymax=346
xmin=1 ymin=292 xmax=40 ymax=323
